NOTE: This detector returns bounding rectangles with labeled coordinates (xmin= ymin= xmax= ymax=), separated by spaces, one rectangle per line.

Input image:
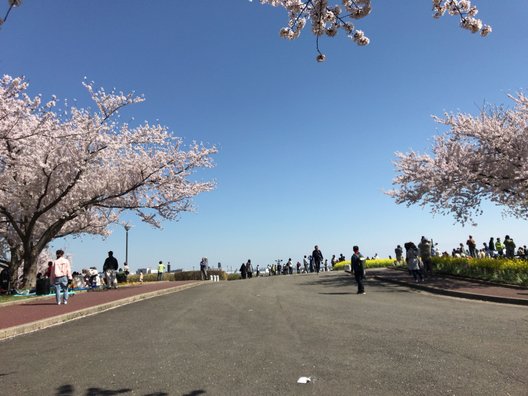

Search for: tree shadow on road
xmin=182 ymin=390 xmax=206 ymax=396
xmin=56 ymin=384 xmax=133 ymax=396
xmin=299 ymin=273 xmax=354 ymax=288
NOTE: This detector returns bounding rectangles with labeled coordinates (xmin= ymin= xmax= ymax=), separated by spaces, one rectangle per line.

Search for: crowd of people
xmin=235 ymin=244 xmax=367 ymax=294
xmin=394 ymin=234 xmax=527 ymax=283
xmin=451 ymin=235 xmax=525 ymax=259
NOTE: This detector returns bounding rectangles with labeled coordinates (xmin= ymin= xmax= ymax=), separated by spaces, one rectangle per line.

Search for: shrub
xmin=227 ymin=273 xmax=242 ymax=281
xmin=333 ymin=259 xmax=394 ymax=271
xmin=432 ymin=256 xmax=528 ymax=286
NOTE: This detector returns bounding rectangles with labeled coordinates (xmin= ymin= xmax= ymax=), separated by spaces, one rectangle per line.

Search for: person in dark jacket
xmin=312 ymin=245 xmax=323 ymax=274
xmin=239 ymin=262 xmax=247 ymax=279
xmin=351 ymin=246 xmax=366 ymax=295
xmin=103 ymin=251 xmax=118 ymax=289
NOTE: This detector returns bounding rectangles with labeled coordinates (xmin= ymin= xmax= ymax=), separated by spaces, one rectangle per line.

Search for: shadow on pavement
xmin=182 ymin=391 xmax=206 ymax=396
xmin=56 ymin=384 xmax=133 ymax=396
xmin=300 ymin=274 xmax=354 ymax=288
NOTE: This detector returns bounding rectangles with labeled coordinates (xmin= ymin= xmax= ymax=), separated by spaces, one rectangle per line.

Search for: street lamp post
xmin=124 ymin=224 xmax=131 ymax=268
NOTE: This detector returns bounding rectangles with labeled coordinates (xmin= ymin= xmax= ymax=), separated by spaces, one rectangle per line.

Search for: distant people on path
xmin=504 ymin=235 xmax=516 ymax=258
xmin=418 ymin=236 xmax=433 ymax=277
xmin=103 ymin=251 xmax=118 ymax=289
xmin=331 ymin=255 xmax=336 ymax=268
xmin=303 ymin=256 xmax=309 ymax=273
xmin=466 ymin=235 xmax=477 ymax=258
xmin=351 ymin=246 xmax=366 ymax=294
xmin=240 ymin=262 xmax=247 ymax=279
xmin=246 ymin=260 xmax=254 ymax=279
xmin=51 ymin=249 xmax=72 ymax=305
xmin=157 ymin=261 xmax=165 ymax=281
xmin=312 ymin=245 xmax=323 ymax=274
xmin=405 ymin=242 xmax=422 ymax=282
xmin=123 ymin=262 xmax=130 ymax=282
xmin=394 ymin=245 xmax=403 ymax=264
xmin=200 ymin=257 xmax=208 ymax=281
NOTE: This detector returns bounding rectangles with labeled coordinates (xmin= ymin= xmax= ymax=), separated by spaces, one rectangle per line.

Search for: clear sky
xmin=2 ymin=1 xmax=528 ymax=272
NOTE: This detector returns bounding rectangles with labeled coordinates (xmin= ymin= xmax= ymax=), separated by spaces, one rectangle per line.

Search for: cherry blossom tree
xmin=260 ymin=0 xmax=491 ymax=61
xmin=389 ymin=92 xmax=528 ymax=225
xmin=0 ymin=75 xmax=217 ymax=288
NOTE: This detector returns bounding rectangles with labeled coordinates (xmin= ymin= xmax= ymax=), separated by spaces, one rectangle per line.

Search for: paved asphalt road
xmin=1 ymin=272 xmax=527 ymax=395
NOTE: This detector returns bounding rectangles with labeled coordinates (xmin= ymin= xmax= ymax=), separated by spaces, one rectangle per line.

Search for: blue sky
xmin=2 ymin=1 xmax=528 ymax=272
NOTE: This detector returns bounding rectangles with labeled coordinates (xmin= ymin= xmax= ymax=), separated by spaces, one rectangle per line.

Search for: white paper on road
xmin=297 ymin=377 xmax=311 ymax=384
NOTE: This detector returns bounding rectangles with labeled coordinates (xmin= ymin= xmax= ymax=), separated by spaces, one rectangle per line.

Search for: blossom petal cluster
xmin=0 ymin=75 xmax=217 ymax=288
xmin=260 ymin=0 xmax=490 ymax=60
xmin=432 ymin=0 xmax=491 ymax=36
xmin=388 ymin=93 xmax=528 ymax=225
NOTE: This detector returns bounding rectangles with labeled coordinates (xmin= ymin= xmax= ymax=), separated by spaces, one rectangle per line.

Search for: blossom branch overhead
xmin=0 ymin=0 xmax=21 ymax=27
xmin=259 ymin=0 xmax=492 ymax=61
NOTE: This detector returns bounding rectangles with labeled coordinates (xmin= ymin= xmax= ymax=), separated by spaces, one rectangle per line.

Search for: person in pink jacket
xmin=50 ymin=249 xmax=72 ymax=305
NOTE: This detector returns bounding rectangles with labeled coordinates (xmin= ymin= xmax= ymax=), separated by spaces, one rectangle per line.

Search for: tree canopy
xmin=389 ymin=93 xmax=528 ymax=225
xmin=0 ymin=75 xmax=216 ymax=287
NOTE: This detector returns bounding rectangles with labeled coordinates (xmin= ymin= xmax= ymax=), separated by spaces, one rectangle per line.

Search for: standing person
xmin=303 ymin=255 xmax=309 ymax=273
xmin=504 ymin=235 xmax=516 ymax=258
xmin=157 ymin=261 xmax=165 ymax=281
xmin=123 ymin=262 xmax=130 ymax=282
xmin=246 ymin=259 xmax=254 ymax=279
xmin=351 ymin=246 xmax=366 ymax=295
xmin=466 ymin=235 xmax=477 ymax=258
xmin=103 ymin=251 xmax=118 ymax=289
xmin=488 ymin=237 xmax=496 ymax=257
xmin=418 ymin=236 xmax=433 ymax=278
xmin=286 ymin=258 xmax=293 ymax=275
xmin=405 ymin=242 xmax=422 ymax=282
xmin=331 ymin=255 xmax=336 ymax=269
xmin=200 ymin=257 xmax=208 ymax=281
xmin=51 ymin=249 xmax=72 ymax=305
xmin=394 ymin=245 xmax=403 ymax=264
xmin=495 ymin=237 xmax=504 ymax=257
xmin=312 ymin=245 xmax=323 ymax=274
xmin=239 ymin=262 xmax=247 ymax=279
xmin=296 ymin=261 xmax=301 ymax=274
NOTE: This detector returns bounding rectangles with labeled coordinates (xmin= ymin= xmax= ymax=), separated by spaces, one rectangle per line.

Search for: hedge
xmin=125 ymin=269 xmax=228 ymax=283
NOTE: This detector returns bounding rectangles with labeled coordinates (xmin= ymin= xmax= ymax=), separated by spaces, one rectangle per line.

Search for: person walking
xmin=157 ymin=261 xmax=165 ymax=281
xmin=51 ymin=249 xmax=72 ymax=305
xmin=312 ymin=245 xmax=323 ymax=274
xmin=239 ymin=262 xmax=247 ymax=279
xmin=103 ymin=251 xmax=118 ymax=289
xmin=303 ymin=255 xmax=309 ymax=273
xmin=246 ymin=259 xmax=254 ymax=279
xmin=200 ymin=257 xmax=208 ymax=281
xmin=351 ymin=246 xmax=366 ymax=294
